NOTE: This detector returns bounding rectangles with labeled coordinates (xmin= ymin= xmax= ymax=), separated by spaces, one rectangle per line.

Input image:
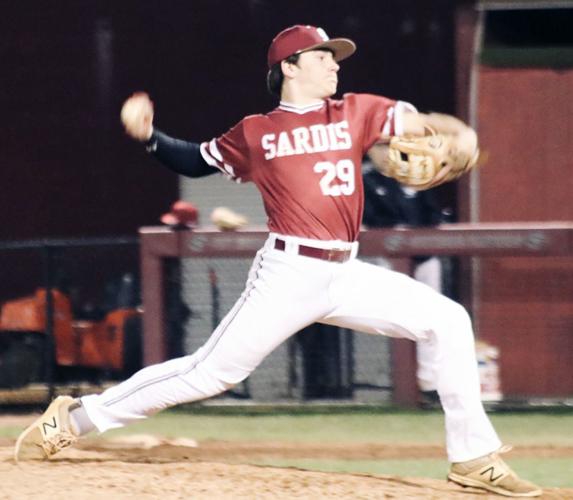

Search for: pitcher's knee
xmin=433 ymin=300 xmax=474 ymax=343
xmin=450 ymin=301 xmax=473 ymax=329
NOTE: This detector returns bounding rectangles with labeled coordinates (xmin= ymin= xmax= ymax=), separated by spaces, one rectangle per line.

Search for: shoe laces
xmin=42 ymin=430 xmax=77 ymax=456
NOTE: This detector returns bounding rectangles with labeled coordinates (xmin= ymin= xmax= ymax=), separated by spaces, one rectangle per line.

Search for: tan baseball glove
xmin=382 ymin=128 xmax=479 ymax=190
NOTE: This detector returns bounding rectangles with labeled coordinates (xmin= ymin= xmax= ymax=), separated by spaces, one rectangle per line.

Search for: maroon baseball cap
xmin=160 ymin=200 xmax=199 ymax=228
xmin=267 ymin=25 xmax=356 ymax=68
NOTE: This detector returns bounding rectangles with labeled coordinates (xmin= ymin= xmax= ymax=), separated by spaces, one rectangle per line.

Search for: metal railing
xmin=139 ymin=222 xmax=573 ymax=406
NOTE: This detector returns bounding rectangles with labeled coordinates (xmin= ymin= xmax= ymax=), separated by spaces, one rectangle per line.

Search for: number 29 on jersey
xmin=313 ymin=159 xmax=356 ymax=196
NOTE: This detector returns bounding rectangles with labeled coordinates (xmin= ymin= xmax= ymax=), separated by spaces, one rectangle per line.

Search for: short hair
xmin=266 ymin=48 xmax=336 ymax=97
xmin=266 ymin=53 xmax=300 ymax=97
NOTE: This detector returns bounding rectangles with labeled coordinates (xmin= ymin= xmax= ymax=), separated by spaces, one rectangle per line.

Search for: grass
xmin=2 ymin=406 xmax=573 ymax=487
xmin=108 ymin=409 xmax=448 ymax=443
xmin=115 ymin=407 xmax=573 ymax=446
xmin=251 ymin=457 xmax=573 ymax=488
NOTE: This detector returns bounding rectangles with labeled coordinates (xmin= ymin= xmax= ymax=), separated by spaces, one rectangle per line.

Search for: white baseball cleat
xmin=14 ymin=395 xmax=79 ymax=462
xmin=448 ymin=447 xmax=542 ymax=497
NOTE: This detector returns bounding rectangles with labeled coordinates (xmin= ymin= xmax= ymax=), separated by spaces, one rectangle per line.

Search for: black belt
xmin=274 ymin=238 xmax=352 ymax=263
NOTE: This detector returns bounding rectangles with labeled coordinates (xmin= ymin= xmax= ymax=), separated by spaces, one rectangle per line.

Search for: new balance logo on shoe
xmin=480 ymin=465 xmax=504 ymax=483
xmin=42 ymin=417 xmax=58 ymax=435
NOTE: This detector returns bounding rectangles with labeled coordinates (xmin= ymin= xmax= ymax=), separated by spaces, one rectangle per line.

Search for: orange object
xmin=0 ymin=288 xmax=76 ymax=365
xmin=0 ymin=288 xmax=141 ymax=372
xmin=73 ymin=309 xmax=140 ymax=371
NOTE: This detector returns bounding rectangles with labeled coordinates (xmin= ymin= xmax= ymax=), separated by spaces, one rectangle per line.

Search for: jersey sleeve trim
xmin=381 ymin=100 xmax=417 ymax=137
xmin=200 ymin=140 xmax=243 ymax=183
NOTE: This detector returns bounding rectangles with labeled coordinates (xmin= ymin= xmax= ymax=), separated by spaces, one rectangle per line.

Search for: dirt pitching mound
xmin=1 ymin=438 xmax=572 ymax=499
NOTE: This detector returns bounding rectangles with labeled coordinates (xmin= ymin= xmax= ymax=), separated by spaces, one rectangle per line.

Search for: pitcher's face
xmin=292 ymin=50 xmax=340 ymax=99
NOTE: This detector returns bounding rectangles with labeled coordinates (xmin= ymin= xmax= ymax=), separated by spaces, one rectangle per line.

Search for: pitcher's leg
xmin=323 ymin=260 xmax=501 ymax=462
xmin=413 ymin=257 xmax=442 ymax=392
xmin=82 ymin=249 xmax=329 ymax=433
xmin=428 ymin=302 xmax=501 ymax=462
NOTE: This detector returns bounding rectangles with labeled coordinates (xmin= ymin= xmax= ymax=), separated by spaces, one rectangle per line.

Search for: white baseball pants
xmin=81 ymin=233 xmax=501 ymax=462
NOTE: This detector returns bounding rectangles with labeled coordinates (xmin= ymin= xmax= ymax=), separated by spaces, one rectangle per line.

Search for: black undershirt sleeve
xmin=145 ymin=129 xmax=219 ymax=178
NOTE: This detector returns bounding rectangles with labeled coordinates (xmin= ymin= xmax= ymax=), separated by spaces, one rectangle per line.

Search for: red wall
xmin=476 ymin=66 xmax=573 ymax=397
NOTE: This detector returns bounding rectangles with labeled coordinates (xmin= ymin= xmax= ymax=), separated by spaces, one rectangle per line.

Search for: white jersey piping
xmin=278 ymin=100 xmax=325 ymax=114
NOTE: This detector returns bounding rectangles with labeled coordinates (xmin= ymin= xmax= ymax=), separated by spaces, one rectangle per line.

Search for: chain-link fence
xmin=0 ymin=238 xmax=396 ymax=406
xmin=0 ymin=237 xmax=140 ymax=405
xmin=179 ymin=256 xmax=393 ymax=403
xmin=3 ymin=224 xmax=572 ymax=407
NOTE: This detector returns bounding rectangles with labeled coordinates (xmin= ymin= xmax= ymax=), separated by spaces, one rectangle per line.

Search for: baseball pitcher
xmin=15 ymin=25 xmax=540 ymax=497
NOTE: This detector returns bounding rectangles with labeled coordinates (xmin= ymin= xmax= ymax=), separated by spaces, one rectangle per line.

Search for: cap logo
xmin=316 ymin=27 xmax=329 ymax=41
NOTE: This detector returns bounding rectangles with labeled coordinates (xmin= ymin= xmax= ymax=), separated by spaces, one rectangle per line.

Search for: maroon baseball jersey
xmin=201 ymin=93 xmax=405 ymax=242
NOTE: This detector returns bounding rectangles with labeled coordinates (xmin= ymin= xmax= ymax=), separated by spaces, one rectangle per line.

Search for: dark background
xmin=2 ymin=1 xmax=572 ymax=399
xmin=1 ymin=0 xmax=460 ymax=240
